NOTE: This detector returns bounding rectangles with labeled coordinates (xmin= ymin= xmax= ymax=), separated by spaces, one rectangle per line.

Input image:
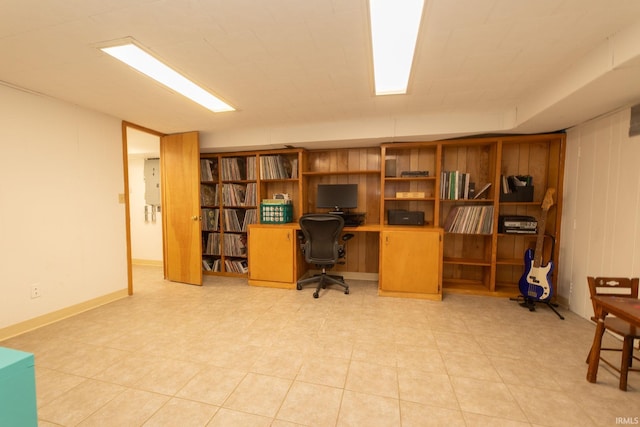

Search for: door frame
xmin=121 ymin=121 xmax=166 ymax=295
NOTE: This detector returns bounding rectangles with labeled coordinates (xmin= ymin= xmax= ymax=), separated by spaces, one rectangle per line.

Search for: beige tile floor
xmin=2 ymin=265 xmax=639 ymax=426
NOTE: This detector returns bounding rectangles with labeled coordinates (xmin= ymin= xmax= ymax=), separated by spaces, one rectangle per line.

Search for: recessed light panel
xmin=101 ymin=42 xmax=235 ymax=113
xmin=369 ymin=0 xmax=424 ymax=95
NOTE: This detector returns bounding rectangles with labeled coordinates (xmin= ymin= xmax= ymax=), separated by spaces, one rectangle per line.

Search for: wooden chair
xmin=587 ymin=276 xmax=640 ymax=390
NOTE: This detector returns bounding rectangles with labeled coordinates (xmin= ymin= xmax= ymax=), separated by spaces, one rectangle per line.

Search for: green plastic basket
xmin=260 ymin=203 xmax=293 ymax=224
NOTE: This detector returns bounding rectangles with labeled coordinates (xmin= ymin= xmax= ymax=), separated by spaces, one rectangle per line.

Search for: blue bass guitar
xmin=518 ymin=188 xmax=555 ymax=302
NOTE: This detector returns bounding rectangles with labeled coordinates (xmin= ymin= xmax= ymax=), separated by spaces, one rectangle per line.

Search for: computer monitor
xmin=316 ymin=184 xmax=358 ymax=213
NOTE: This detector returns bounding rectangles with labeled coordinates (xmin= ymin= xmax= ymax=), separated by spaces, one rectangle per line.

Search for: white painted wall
xmin=0 ymin=84 xmax=127 ymax=329
xmin=560 ymin=107 xmax=640 ymax=319
xmin=128 ymin=156 xmax=163 ymax=263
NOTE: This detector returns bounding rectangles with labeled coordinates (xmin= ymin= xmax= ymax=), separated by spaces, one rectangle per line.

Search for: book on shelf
xmin=202 ymin=258 xmax=221 ymax=272
xmin=242 ymin=209 xmax=257 ymax=231
xmin=443 ymin=205 xmax=494 ymax=234
xmin=221 ymin=156 xmax=256 ymax=180
xmin=223 ymin=209 xmax=243 ymax=231
xmin=203 ymin=233 xmax=221 ymax=255
xmin=245 ymin=183 xmax=257 ymax=205
xmin=245 ymin=157 xmax=257 ymax=180
xmin=223 ymin=208 xmax=257 ymax=232
xmin=440 ymin=171 xmax=472 ymax=200
xmin=262 ymin=197 xmax=291 ymax=204
xmin=221 ymin=157 xmax=240 ymax=180
xmin=501 ymin=175 xmax=532 ymax=193
xmin=201 ymin=208 xmax=219 ymax=231
xmin=473 ymin=183 xmax=491 ymax=199
xmin=260 ymin=155 xmax=293 ymax=179
xmin=224 ymin=259 xmax=249 ymax=274
xmin=223 ymin=233 xmax=247 ymax=256
xmin=200 ymin=184 xmax=219 ymax=206
xmin=222 ymin=183 xmax=257 ymax=206
xmin=200 ymin=159 xmax=218 ymax=181
xmin=499 ymin=175 xmax=534 ymax=202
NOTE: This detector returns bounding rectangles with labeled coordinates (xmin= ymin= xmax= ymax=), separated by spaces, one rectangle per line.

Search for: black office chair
xmin=296 ymin=214 xmax=354 ymax=298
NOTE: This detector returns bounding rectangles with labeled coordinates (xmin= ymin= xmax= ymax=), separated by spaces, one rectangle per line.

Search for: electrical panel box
xmin=144 ymin=158 xmax=161 ymax=206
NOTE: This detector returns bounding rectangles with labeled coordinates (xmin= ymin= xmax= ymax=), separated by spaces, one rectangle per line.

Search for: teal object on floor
xmin=0 ymin=347 xmax=37 ymax=426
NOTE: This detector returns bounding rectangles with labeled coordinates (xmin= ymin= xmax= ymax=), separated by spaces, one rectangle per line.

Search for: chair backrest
xmin=587 ymin=276 xmax=640 ymax=312
xmin=299 ymin=214 xmax=345 ymax=266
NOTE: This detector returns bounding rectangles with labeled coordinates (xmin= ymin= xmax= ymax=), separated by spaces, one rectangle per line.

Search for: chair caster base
xmin=297 ymin=274 xmax=350 ymax=299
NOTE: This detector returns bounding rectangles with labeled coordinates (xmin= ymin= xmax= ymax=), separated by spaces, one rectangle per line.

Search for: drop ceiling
xmin=2 ymin=0 xmax=640 ymax=151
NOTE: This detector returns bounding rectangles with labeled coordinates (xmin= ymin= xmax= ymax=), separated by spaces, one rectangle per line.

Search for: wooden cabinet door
xmin=160 ymin=131 xmax=202 ymax=285
xmin=380 ymin=229 xmax=441 ymax=294
xmin=248 ymin=226 xmax=295 ymax=284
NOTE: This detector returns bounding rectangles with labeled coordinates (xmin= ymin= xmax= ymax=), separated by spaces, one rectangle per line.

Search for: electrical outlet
xmin=31 ymin=285 xmax=41 ymax=299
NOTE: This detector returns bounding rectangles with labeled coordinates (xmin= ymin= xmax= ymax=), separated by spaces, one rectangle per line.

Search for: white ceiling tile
xmin=1 ymin=0 xmax=640 ymax=148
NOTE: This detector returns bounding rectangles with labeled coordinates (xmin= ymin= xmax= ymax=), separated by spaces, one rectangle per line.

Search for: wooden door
xmin=161 ymin=131 xmax=202 ymax=285
xmin=380 ymin=229 xmax=441 ymax=294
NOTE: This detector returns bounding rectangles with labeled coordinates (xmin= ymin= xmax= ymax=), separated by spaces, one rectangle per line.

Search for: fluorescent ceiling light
xmin=101 ymin=42 xmax=235 ymax=112
xmin=369 ymin=0 xmax=424 ymax=95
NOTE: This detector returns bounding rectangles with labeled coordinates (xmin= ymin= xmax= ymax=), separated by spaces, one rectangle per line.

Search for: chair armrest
xmin=338 ymin=233 xmax=353 ymax=260
xmin=297 ymin=231 xmax=306 ymax=251
xmin=342 ymin=233 xmax=354 ymax=242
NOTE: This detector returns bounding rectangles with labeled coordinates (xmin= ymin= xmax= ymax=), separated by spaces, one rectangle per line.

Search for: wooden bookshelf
xmin=200 ymin=148 xmax=304 ymax=277
xmin=205 ymin=133 xmax=564 ymax=297
xmin=382 ymin=133 xmax=565 ymax=297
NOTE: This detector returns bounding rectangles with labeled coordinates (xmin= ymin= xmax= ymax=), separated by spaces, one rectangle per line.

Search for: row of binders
xmin=444 ymin=205 xmax=494 ymax=234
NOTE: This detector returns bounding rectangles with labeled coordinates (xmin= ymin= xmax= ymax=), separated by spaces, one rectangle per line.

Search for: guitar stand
xmin=510 ymin=295 xmax=565 ymax=320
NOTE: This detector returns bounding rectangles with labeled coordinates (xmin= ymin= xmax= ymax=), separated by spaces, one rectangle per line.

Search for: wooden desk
xmin=247 ymin=223 xmax=443 ymax=300
xmin=587 ymin=296 xmax=640 ymax=389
